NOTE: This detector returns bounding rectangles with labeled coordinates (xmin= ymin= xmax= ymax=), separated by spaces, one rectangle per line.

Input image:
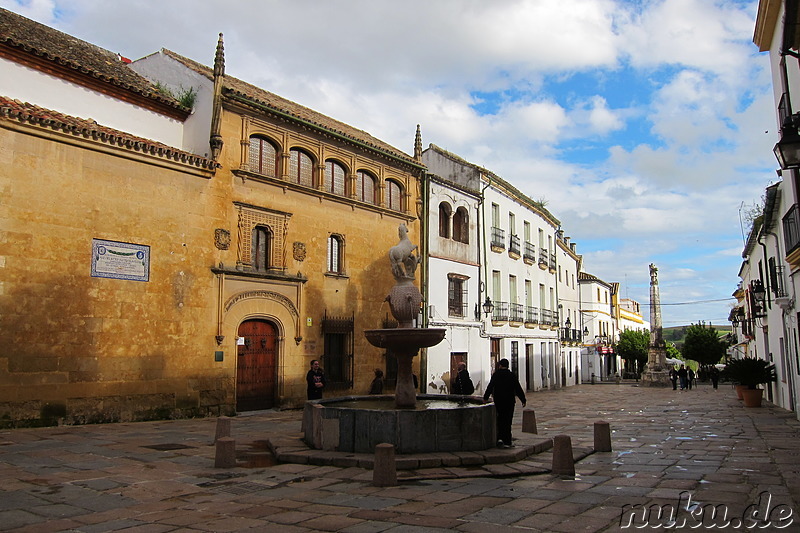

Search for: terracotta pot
xmin=741 ymin=388 xmax=764 ymax=408
xmin=735 ymin=384 xmax=747 ymax=400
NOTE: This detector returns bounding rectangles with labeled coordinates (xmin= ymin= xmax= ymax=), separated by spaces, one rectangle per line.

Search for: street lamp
xmin=751 ymin=280 xmax=767 ymax=318
xmin=583 ymin=326 xmax=589 ymax=337
xmin=565 ymin=317 xmax=571 ymax=329
xmin=482 ymin=296 xmax=494 ymax=317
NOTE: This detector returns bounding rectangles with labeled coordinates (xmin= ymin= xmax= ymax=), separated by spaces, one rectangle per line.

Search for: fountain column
xmin=641 ymin=263 xmax=670 ymax=386
xmin=365 ymin=224 xmax=445 ymax=408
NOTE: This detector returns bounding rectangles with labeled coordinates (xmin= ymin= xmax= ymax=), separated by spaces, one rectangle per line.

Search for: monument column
xmin=641 ymin=263 xmax=670 ymax=386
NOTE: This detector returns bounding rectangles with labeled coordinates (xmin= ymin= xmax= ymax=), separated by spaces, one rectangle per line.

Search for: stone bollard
xmin=215 ymin=416 xmax=231 ymax=443
xmin=594 ymin=421 xmax=612 ymax=452
xmin=522 ymin=409 xmax=538 ymax=434
xmin=373 ymin=443 xmax=397 ymax=487
xmin=551 ymin=434 xmax=575 ymax=477
xmin=214 ymin=437 xmax=236 ymax=468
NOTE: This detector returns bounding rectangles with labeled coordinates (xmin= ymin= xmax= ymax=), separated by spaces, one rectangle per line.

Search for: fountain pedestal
xmin=364 ymin=328 xmax=446 ymax=408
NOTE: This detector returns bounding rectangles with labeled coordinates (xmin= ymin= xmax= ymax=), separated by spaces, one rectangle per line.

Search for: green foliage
xmin=723 ymin=358 xmax=777 ymax=389
xmin=682 ymin=322 xmax=727 ymax=366
xmin=616 ymin=329 xmax=649 ymax=373
xmin=151 ymin=82 xmax=197 ymax=110
xmin=666 ymin=342 xmax=681 ymax=360
xmin=175 ymin=86 xmax=197 ymax=109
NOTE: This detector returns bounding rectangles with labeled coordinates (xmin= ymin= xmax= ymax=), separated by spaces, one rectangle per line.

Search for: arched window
xmin=325 ymin=160 xmax=347 ymax=196
xmin=248 ymin=136 xmax=278 ymax=177
xmin=438 ymin=202 xmax=451 ymax=238
xmin=356 ymin=170 xmax=376 ymax=204
xmin=251 ymin=225 xmax=272 ymax=271
xmin=453 ymin=206 xmax=469 ymax=243
xmin=385 ymin=180 xmax=403 ymax=211
xmin=289 ymin=148 xmax=314 ymax=187
xmin=327 ymin=234 xmax=344 ymax=274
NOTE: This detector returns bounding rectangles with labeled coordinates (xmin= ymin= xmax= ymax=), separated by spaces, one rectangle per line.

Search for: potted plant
xmin=723 ymin=358 xmax=777 ymax=407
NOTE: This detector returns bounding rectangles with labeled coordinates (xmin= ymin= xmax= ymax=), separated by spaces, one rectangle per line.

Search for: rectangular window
xmin=511 ymin=341 xmax=519 ymax=376
xmin=322 ymin=312 xmax=354 ymax=387
xmin=492 ymin=203 xmax=500 ymax=228
xmin=492 ymin=270 xmax=502 ymax=303
xmin=448 ymin=275 xmax=468 ymax=317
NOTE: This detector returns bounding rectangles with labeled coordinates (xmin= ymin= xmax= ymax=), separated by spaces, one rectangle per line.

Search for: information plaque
xmin=91 ymin=239 xmax=150 ymax=282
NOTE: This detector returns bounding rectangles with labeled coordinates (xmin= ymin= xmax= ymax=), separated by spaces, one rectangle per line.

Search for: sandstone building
xmin=0 ymin=8 xmax=421 ymax=426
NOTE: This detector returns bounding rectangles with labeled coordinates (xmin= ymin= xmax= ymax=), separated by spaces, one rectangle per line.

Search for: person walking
xmin=452 ymin=362 xmax=475 ymax=395
xmin=677 ymin=364 xmax=688 ymax=390
xmin=483 ymin=358 xmax=526 ymax=448
xmin=306 ymin=360 xmax=326 ymax=400
xmin=368 ymin=369 xmax=384 ymax=394
xmin=669 ymin=366 xmax=678 ymax=390
xmin=710 ymin=366 xmax=720 ymax=390
xmin=687 ymin=368 xmax=695 ymax=390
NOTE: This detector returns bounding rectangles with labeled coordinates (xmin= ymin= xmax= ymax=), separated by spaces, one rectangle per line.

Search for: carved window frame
xmin=236 ymin=202 xmax=290 ymax=271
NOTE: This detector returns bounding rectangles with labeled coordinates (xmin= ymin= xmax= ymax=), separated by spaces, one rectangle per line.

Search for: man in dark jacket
xmin=453 ymin=362 xmax=474 ymax=395
xmin=483 ymin=358 xmax=526 ymax=448
xmin=306 ymin=360 xmax=326 ymax=400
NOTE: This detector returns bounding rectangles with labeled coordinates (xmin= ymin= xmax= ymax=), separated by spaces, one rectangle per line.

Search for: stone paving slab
xmin=1 ymin=383 xmax=799 ymax=531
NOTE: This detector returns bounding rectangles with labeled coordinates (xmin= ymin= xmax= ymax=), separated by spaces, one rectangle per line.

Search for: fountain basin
xmin=303 ymin=395 xmax=496 ymax=454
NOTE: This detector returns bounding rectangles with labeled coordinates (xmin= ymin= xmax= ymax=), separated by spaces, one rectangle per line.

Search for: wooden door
xmin=236 ymin=319 xmax=277 ymax=411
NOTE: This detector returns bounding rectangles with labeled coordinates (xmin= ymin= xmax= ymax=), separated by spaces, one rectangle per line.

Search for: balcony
xmin=510 ymin=302 xmax=524 ymax=323
xmin=508 ymin=234 xmax=521 ymax=258
xmin=492 ymin=301 xmax=509 ymax=322
xmin=784 ymin=203 xmax=800 ymax=268
xmin=549 ymin=252 xmax=557 ymax=272
xmin=538 ymin=248 xmax=548 ymax=270
xmin=541 ymin=308 xmax=553 ymax=327
xmin=491 ymin=227 xmax=506 ymax=252
xmin=523 ymin=242 xmax=536 ymax=264
xmin=525 ymin=305 xmax=539 ymax=325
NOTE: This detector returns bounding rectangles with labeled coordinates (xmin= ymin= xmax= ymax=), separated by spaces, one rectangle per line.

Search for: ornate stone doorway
xmin=236 ymin=319 xmax=277 ymax=411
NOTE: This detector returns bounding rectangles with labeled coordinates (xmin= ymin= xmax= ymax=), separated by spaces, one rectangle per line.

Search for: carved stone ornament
xmin=214 ymin=229 xmax=231 ymax=250
xmin=293 ymin=241 xmax=306 ymax=262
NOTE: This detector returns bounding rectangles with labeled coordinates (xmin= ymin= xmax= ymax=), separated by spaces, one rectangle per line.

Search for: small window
xmin=386 ymin=180 xmax=403 ymax=211
xmin=356 ymin=170 xmax=376 ymax=204
xmin=438 ymin=202 xmax=452 ymax=238
xmin=328 ymin=234 xmax=344 ymax=274
xmin=453 ymin=207 xmax=469 ymax=243
xmin=289 ymin=148 xmax=314 ymax=187
xmin=251 ymin=225 xmax=272 ymax=271
xmin=326 ymin=160 xmax=347 ymax=196
xmin=248 ymin=136 xmax=278 ymax=177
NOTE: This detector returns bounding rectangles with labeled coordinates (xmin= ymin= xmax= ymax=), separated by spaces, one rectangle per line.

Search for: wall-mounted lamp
xmin=583 ymin=326 xmax=589 ymax=337
xmin=565 ymin=317 xmax=572 ymax=329
xmin=774 ymin=113 xmax=800 ymax=169
xmin=482 ymin=296 xmax=494 ymax=317
xmin=751 ymin=279 xmax=767 ymax=318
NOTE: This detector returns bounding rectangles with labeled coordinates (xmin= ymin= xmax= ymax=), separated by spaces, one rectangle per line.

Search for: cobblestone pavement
xmin=1 ymin=382 xmax=799 ymax=532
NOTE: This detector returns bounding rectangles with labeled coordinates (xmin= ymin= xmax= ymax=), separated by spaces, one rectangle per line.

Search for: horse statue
xmin=389 ymin=223 xmax=420 ymax=281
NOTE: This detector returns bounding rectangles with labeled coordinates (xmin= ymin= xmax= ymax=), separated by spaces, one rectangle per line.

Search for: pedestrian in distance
xmin=710 ymin=366 xmax=720 ymax=390
xmin=688 ymin=368 xmax=695 ymax=390
xmin=306 ymin=359 xmax=326 ymax=400
xmin=678 ymin=364 xmax=688 ymax=390
xmin=368 ymin=368 xmax=384 ymax=394
xmin=452 ymin=361 xmax=475 ymax=395
xmin=669 ymin=366 xmax=678 ymax=390
xmin=483 ymin=358 xmax=526 ymax=448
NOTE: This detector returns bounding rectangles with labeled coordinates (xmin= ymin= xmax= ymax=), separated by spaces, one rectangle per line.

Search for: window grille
xmin=321 ymin=311 xmax=354 ymax=387
xmin=248 ymin=136 xmax=277 ymax=176
xmin=290 ymin=149 xmax=314 ymax=187
xmin=326 ymin=160 xmax=346 ymax=196
xmin=356 ymin=171 xmax=376 ymax=204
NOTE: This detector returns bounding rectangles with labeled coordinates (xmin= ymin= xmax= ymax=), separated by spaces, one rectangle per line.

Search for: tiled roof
xmin=427 ymin=143 xmax=560 ymax=227
xmin=0 ymin=96 xmax=217 ymax=170
xmin=0 ymin=8 xmax=185 ymax=112
xmin=158 ymin=49 xmax=418 ymax=166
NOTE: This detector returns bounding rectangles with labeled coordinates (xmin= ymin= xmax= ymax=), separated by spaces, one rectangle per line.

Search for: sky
xmin=1 ymin=0 xmax=778 ymax=327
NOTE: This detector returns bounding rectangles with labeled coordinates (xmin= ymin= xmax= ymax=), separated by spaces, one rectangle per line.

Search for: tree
xmin=616 ymin=329 xmax=649 ymax=375
xmin=666 ymin=342 xmax=681 ymax=361
xmin=682 ymin=322 xmax=727 ymax=366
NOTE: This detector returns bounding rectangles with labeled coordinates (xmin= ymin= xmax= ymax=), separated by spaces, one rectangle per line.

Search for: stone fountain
xmin=302 ymin=224 xmax=496 ymax=453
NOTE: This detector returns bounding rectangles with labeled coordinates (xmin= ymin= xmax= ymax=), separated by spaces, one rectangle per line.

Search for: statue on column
xmin=641 ymin=263 xmax=670 ymax=386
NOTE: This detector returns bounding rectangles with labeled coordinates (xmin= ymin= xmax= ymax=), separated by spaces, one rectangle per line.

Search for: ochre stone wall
xmin=0 ymin=122 xmax=231 ymax=426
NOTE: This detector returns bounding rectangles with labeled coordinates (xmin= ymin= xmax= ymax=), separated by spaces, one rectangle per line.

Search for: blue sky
xmin=1 ymin=0 xmax=777 ymax=327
